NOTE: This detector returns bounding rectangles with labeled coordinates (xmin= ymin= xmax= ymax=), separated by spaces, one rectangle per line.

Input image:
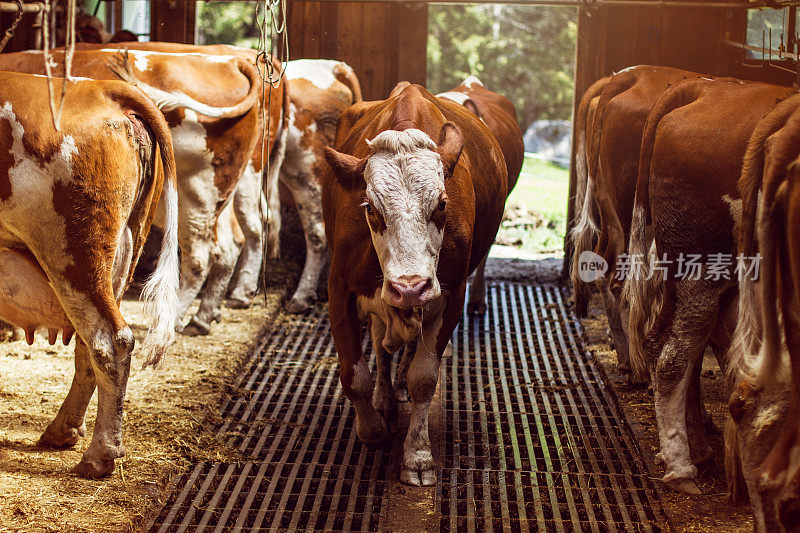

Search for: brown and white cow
xmin=571 ymin=66 xmax=700 ymax=376
xmin=624 ymin=77 xmax=794 ymax=494
xmin=727 ymin=93 xmax=800 ymax=531
xmin=436 ymin=75 xmax=524 ymax=315
xmin=0 ymin=71 xmax=179 ymax=477
xmin=272 ymin=59 xmax=363 ymax=313
xmin=323 ymin=83 xmax=507 ymax=485
xmin=86 ymin=42 xmax=290 ymax=318
xmin=0 ymin=46 xmax=287 ymax=335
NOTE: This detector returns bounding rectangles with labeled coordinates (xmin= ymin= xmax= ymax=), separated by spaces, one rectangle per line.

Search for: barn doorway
xmin=428 ymin=5 xmax=577 ymax=261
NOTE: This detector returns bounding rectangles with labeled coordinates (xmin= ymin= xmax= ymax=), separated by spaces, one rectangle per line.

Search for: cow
xmin=0 ymin=71 xmax=179 ymax=477
xmin=0 ymin=47 xmax=288 ymax=335
xmin=571 ymin=66 xmax=700 ymax=376
xmin=273 ymin=59 xmax=362 ymax=313
xmin=623 ymin=77 xmax=794 ymax=494
xmin=322 ymin=82 xmax=507 ymax=486
xmin=436 ymin=75 xmax=524 ymax=316
xmin=726 ymin=93 xmax=800 ymax=531
xmin=80 ymin=41 xmax=290 ymax=324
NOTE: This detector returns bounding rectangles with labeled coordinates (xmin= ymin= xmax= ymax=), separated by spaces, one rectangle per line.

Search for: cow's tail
xmin=622 ymin=80 xmax=698 ymax=382
xmin=569 ymin=76 xmax=610 ymax=317
xmin=333 ymin=61 xmax=363 ymax=103
xmin=109 ymin=81 xmax=179 ymax=368
xmin=729 ymin=96 xmax=800 ymax=388
xmin=107 ymin=49 xmax=260 ymax=119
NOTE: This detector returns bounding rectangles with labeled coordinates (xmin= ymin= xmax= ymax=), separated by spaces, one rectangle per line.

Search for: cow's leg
xmin=187 ymin=203 xmax=241 ymax=336
xmin=330 ymin=289 xmax=387 ymax=445
xmin=467 ymin=255 xmax=488 ymax=315
xmin=369 ymin=318 xmax=398 ymax=422
xmin=228 ymin=163 xmax=263 ymax=308
xmin=265 ymin=166 xmax=282 ymax=260
xmin=685 ymin=358 xmax=713 ymax=465
xmin=281 ymin=168 xmax=328 ymax=313
xmin=650 ymin=279 xmax=719 ymax=494
xmin=38 ymin=340 xmax=96 ymax=448
xmin=395 ymin=341 xmax=415 ymax=402
xmin=401 ymin=287 xmax=462 ymax=487
xmin=599 ymin=276 xmax=632 ymax=374
xmin=175 ymin=186 xmax=218 ymax=327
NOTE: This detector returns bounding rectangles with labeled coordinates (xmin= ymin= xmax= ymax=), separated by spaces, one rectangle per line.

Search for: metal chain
xmin=255 ymin=0 xmax=289 ymax=301
xmin=0 ymin=0 xmax=25 ymax=53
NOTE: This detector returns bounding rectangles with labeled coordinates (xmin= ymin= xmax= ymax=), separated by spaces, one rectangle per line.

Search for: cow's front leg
xmin=39 ymin=340 xmax=96 ymax=448
xmin=401 ymin=314 xmax=447 ymax=486
xmin=370 ymin=318 xmax=398 ymax=422
xmin=331 ymin=290 xmax=387 ymax=445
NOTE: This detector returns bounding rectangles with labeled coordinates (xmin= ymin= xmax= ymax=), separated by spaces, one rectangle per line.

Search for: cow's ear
xmin=436 ymin=122 xmax=463 ymax=179
xmin=463 ymin=98 xmax=481 ymax=119
xmin=324 ymin=146 xmax=367 ymax=190
xmin=389 ymin=81 xmax=411 ymax=98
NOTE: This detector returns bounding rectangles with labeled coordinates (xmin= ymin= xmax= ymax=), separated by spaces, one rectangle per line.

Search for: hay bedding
xmin=0 ymin=293 xmax=282 ymax=532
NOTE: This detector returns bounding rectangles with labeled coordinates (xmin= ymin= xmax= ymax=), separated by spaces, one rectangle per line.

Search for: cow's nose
xmin=388 ymin=276 xmax=432 ymax=307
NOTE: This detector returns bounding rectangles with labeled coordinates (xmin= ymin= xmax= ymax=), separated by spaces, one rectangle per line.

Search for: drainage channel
xmin=147 ymin=283 xmax=665 ymax=532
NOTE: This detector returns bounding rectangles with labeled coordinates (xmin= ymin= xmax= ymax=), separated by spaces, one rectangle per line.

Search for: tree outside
xmin=428 ymin=5 xmax=577 ymax=129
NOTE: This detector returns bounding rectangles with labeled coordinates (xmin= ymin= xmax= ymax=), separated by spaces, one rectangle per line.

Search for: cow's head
xmin=325 ymin=124 xmax=463 ymax=308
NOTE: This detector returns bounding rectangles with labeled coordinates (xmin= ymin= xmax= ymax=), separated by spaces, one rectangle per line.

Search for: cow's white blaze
xmin=285 ymin=59 xmax=340 ymax=89
xmin=363 ymin=129 xmax=447 ymax=307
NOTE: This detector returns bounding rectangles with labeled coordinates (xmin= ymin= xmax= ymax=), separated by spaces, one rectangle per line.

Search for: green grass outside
xmin=498 ymin=155 xmax=569 ymax=256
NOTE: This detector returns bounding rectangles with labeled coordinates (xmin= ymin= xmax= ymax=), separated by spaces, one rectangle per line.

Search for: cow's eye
xmin=361 ymin=200 xmax=373 ymax=214
xmin=437 ymin=199 xmax=447 ymax=211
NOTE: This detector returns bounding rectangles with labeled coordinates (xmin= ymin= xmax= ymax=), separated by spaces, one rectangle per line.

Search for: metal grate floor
xmin=147 ymin=283 xmax=664 ymax=532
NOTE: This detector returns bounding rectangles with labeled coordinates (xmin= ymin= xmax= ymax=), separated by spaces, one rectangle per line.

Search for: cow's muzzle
xmin=384 ymin=275 xmax=434 ymax=308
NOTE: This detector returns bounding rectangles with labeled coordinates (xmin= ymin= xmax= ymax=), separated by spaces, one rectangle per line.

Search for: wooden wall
xmin=287 ymin=2 xmax=428 ymax=101
xmin=150 ymin=0 xmax=195 ymax=44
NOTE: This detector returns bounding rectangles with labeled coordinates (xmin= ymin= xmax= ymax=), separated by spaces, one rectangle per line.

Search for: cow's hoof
xmin=72 ymin=456 xmax=115 ymax=478
xmin=285 ymin=297 xmax=312 ymax=314
xmin=181 ymin=317 xmax=211 ymax=336
xmin=356 ymin=413 xmax=389 ymax=447
xmin=664 ymin=476 xmax=701 ymax=495
xmin=401 ymin=457 xmax=437 ymax=486
xmin=225 ymin=296 xmax=251 ymax=309
xmin=212 ymin=309 xmax=222 ymax=323
xmin=38 ymin=422 xmax=84 ymax=449
xmin=467 ymin=300 xmax=487 ymax=316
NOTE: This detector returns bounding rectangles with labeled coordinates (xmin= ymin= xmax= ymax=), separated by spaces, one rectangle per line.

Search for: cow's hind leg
xmin=395 ymin=341 xmax=415 ymax=402
xmin=281 ymin=168 xmax=328 ymax=313
xmin=467 ymin=255 xmax=488 ymax=315
xmin=38 ymin=340 xmax=96 ymax=448
xmin=650 ymin=278 xmax=719 ymax=494
xmin=228 ymin=163 xmax=263 ymax=308
xmin=370 ymin=319 xmax=398 ymax=422
xmin=599 ymin=277 xmax=632 ymax=375
xmin=187 ymin=203 xmax=241 ymax=336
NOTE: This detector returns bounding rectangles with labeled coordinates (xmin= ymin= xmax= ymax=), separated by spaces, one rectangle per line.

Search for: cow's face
xmin=325 ymin=124 xmax=463 ymax=308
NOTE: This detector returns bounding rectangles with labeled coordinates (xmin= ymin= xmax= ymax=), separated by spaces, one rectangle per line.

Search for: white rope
xmin=42 ymin=0 xmax=76 ymax=132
